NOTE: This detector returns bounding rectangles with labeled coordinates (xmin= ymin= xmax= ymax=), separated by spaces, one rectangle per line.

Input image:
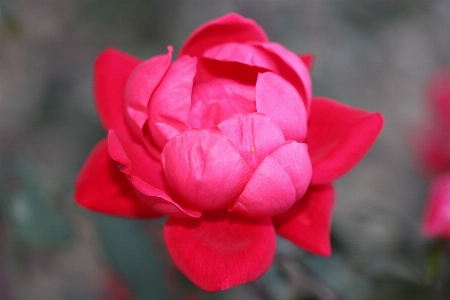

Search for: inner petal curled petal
xmin=190 ymin=78 xmax=256 ymax=129
xmin=218 ymin=113 xmax=285 ymax=171
xmin=161 ymin=128 xmax=253 ymax=210
xmin=124 ymin=47 xmax=173 ymax=139
xmin=232 ymin=141 xmax=312 ymax=217
xmin=148 ymin=55 xmax=197 ymax=149
xmin=256 ymin=72 xmax=308 ymax=142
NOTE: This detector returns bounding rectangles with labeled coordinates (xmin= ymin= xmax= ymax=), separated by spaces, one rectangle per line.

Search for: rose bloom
xmin=413 ymin=68 xmax=450 ymax=175
xmin=415 ymin=68 xmax=450 ymax=239
xmin=422 ymin=174 xmax=450 ymax=239
xmin=75 ymin=13 xmax=383 ymax=291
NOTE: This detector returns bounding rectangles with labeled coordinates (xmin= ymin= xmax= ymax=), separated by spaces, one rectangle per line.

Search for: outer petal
xmin=190 ymin=78 xmax=256 ymax=129
xmin=74 ymin=139 xmax=161 ymax=218
xmin=108 ymin=130 xmax=200 ymax=217
xmin=161 ymin=128 xmax=253 ymax=210
xmin=94 ymin=48 xmax=141 ymax=132
xmin=107 ymin=130 xmax=163 ymax=187
xmin=217 ymin=113 xmax=285 ymax=171
xmin=307 ymin=97 xmax=383 ymax=185
xmin=422 ymin=174 xmax=450 ymax=239
xmin=232 ymin=141 xmax=312 ymax=217
xmin=179 ymin=13 xmax=268 ymax=58
xmin=164 ymin=209 xmax=276 ymax=292
xmin=273 ymin=183 xmax=335 ymax=256
xmin=255 ymin=72 xmax=308 ymax=142
xmin=124 ymin=47 xmax=173 ymax=140
xmin=148 ymin=55 xmax=196 ymax=149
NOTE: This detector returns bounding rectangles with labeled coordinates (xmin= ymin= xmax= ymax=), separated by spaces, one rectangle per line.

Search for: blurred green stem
xmin=439 ymin=242 xmax=450 ymax=295
xmin=0 ymin=227 xmax=13 ymax=300
xmin=0 ymin=0 xmax=21 ymax=34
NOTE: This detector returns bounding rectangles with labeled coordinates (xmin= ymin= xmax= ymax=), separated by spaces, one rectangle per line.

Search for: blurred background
xmin=1 ymin=0 xmax=450 ymax=299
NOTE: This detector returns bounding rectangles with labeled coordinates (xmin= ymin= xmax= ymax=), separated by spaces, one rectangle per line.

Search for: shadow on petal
xmin=75 ymin=139 xmax=161 ymax=218
xmin=107 ymin=130 xmax=200 ymax=217
xmin=273 ymin=183 xmax=335 ymax=256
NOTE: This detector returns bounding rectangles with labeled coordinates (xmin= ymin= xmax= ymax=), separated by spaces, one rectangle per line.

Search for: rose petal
xmin=124 ymin=47 xmax=173 ymax=140
xmin=427 ymin=68 xmax=450 ymax=132
xmin=255 ymin=72 xmax=308 ymax=142
xmin=94 ymin=48 xmax=141 ymax=133
xmin=107 ymin=130 xmax=166 ymax=190
xmin=74 ymin=139 xmax=161 ymax=218
xmin=190 ymin=78 xmax=256 ymax=129
xmin=194 ymin=57 xmax=264 ymax=84
xmin=161 ymin=128 xmax=253 ymax=210
xmin=179 ymin=13 xmax=268 ymax=58
xmin=232 ymin=141 xmax=312 ymax=217
xmin=164 ymin=209 xmax=276 ymax=292
xmin=299 ymin=53 xmax=314 ymax=71
xmin=203 ymin=42 xmax=312 ymax=112
xmin=307 ymin=97 xmax=384 ymax=185
xmin=203 ymin=42 xmax=277 ymax=71
xmin=148 ymin=55 xmax=196 ymax=149
xmin=273 ymin=183 xmax=335 ymax=256
xmin=258 ymin=43 xmax=312 ymax=111
xmin=130 ymin=176 xmax=201 ymax=218
xmin=200 ymin=43 xmax=276 ymax=85
xmin=411 ymin=125 xmax=450 ymax=175
xmin=108 ymin=130 xmax=199 ymax=217
xmin=422 ymin=175 xmax=450 ymax=239
xmin=217 ymin=113 xmax=285 ymax=171
xmin=107 ymin=130 xmax=131 ymax=174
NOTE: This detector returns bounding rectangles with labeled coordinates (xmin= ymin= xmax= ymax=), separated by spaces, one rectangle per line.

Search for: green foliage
xmin=0 ymin=0 xmax=21 ymax=35
xmin=5 ymin=160 xmax=72 ymax=248
xmin=94 ymin=214 xmax=173 ymax=300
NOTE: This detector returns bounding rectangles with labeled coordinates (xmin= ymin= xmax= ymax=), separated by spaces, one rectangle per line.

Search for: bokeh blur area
xmin=1 ymin=0 xmax=450 ymax=299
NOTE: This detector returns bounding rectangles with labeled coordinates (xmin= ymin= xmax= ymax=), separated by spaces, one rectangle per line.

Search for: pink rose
xmin=412 ymin=68 xmax=450 ymax=175
xmin=414 ymin=68 xmax=450 ymax=240
xmin=422 ymin=174 xmax=450 ymax=239
xmin=75 ymin=13 xmax=383 ymax=291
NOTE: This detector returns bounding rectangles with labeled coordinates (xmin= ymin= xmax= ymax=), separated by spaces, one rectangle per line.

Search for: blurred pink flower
xmin=422 ymin=175 xmax=450 ymax=239
xmin=416 ymin=68 xmax=450 ymax=240
xmin=75 ymin=13 xmax=383 ymax=291
xmin=413 ymin=68 xmax=450 ymax=175
xmin=413 ymin=68 xmax=450 ymax=239
xmin=101 ymin=267 xmax=133 ymax=300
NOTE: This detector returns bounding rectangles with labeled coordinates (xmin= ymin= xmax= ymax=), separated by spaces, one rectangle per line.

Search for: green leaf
xmin=7 ymin=189 xmax=72 ymax=247
xmin=0 ymin=0 xmax=21 ymax=35
xmin=6 ymin=159 xmax=72 ymax=248
xmin=94 ymin=214 xmax=173 ymax=300
xmin=301 ymin=253 xmax=373 ymax=300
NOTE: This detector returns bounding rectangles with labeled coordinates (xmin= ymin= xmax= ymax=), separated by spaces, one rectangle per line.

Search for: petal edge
xmin=94 ymin=48 xmax=141 ymax=132
xmin=164 ymin=210 xmax=276 ymax=291
xmin=74 ymin=139 xmax=161 ymax=218
xmin=273 ymin=183 xmax=335 ymax=256
xmin=307 ymin=97 xmax=383 ymax=185
xmin=180 ymin=13 xmax=268 ymax=57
